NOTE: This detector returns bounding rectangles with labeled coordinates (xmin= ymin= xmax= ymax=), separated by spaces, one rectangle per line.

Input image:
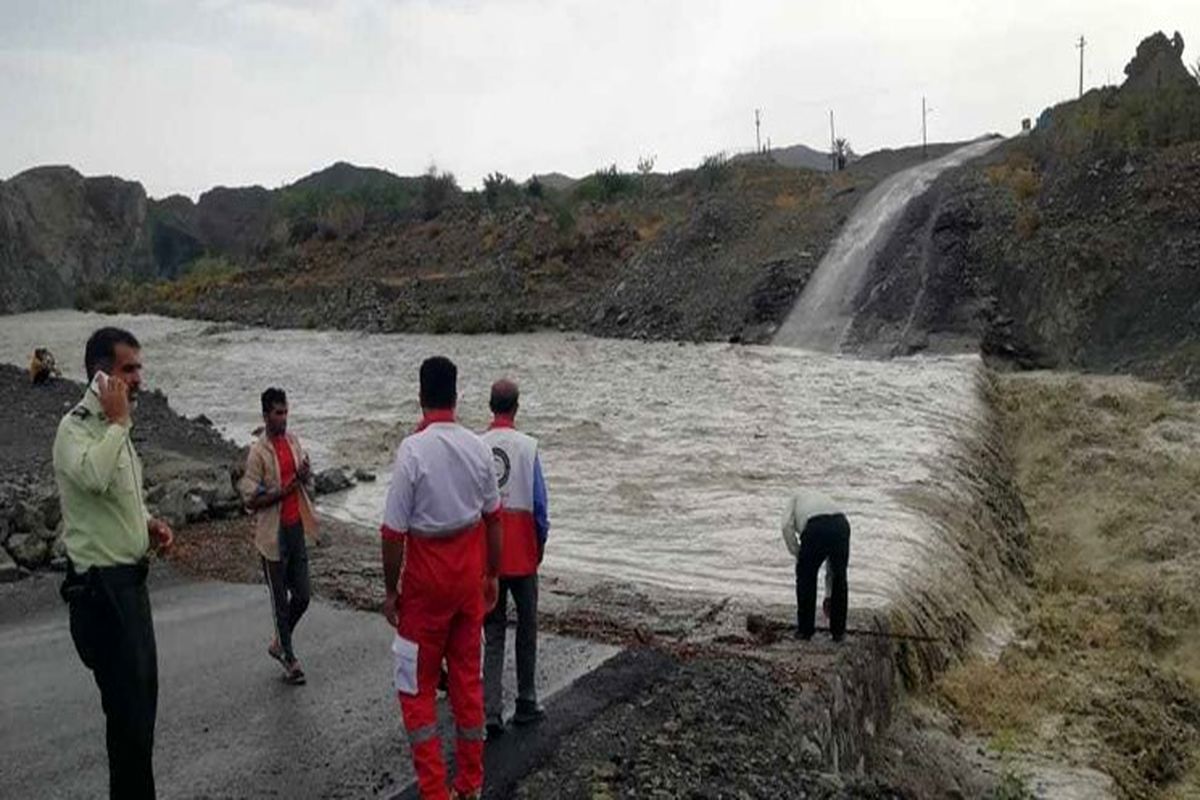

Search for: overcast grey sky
xmin=2 ymin=0 xmax=1198 ymax=198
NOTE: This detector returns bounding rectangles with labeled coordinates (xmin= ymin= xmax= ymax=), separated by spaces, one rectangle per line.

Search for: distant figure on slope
xmin=782 ymin=491 xmax=850 ymax=641
xmin=30 ymin=347 xmax=61 ymax=385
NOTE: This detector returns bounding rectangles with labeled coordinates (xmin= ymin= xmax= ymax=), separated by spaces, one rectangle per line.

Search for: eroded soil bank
xmin=930 ymin=373 xmax=1200 ymax=799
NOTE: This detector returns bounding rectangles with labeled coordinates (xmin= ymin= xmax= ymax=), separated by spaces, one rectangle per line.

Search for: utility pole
xmin=922 ymin=96 xmax=928 ymax=159
xmin=829 ymin=109 xmax=836 ymax=171
xmin=1076 ymin=35 xmax=1086 ymax=98
xmin=755 ymin=108 xmax=762 ymax=154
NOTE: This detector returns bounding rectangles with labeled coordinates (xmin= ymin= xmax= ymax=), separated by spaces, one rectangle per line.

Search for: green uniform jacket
xmin=52 ymin=387 xmax=149 ymax=569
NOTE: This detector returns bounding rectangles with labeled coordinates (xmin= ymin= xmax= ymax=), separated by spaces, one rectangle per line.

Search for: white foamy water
xmin=1 ymin=310 xmax=989 ymax=608
xmin=774 ymin=138 xmax=1004 ymax=351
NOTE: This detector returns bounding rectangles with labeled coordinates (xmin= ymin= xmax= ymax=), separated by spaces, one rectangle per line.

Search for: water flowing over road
xmin=774 ymin=138 xmax=1004 ymax=352
xmin=2 ymin=311 xmax=991 ymax=609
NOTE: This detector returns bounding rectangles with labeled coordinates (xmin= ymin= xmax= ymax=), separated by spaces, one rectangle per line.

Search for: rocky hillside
xmin=73 ymin=150 xmax=960 ymax=344
xmin=846 ymin=31 xmax=1200 ymax=394
xmin=0 ymin=167 xmax=156 ymax=312
xmin=0 ymin=160 xmax=428 ymax=313
xmin=3 ymin=125 xmax=964 ymax=340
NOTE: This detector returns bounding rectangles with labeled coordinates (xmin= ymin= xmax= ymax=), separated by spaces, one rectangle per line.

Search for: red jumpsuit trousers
xmin=396 ymin=523 xmax=487 ymax=800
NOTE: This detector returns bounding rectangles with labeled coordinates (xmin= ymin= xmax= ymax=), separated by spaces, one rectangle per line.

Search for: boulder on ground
xmin=314 ymin=467 xmax=355 ymax=496
xmin=12 ymin=500 xmax=46 ymax=533
xmin=188 ymin=468 xmax=242 ymax=516
xmin=6 ymin=533 xmax=50 ymax=569
xmin=0 ymin=547 xmax=22 ymax=582
xmin=151 ymin=480 xmax=210 ymax=528
xmin=39 ymin=494 xmax=62 ymax=531
xmin=353 ymin=468 xmax=376 ymax=483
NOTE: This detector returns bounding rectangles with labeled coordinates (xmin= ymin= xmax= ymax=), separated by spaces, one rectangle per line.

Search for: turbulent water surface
xmin=2 ymin=310 xmax=989 ymax=608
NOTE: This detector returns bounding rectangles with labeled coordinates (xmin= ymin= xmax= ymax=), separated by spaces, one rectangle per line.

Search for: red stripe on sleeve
xmin=380 ymin=524 xmax=407 ymax=542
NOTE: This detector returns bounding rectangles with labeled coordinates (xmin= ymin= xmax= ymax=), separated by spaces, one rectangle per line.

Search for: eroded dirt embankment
xmin=932 ymin=372 xmax=1200 ymax=799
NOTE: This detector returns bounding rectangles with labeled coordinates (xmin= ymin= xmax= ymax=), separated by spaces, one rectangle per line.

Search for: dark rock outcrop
xmin=148 ymin=195 xmax=206 ymax=279
xmin=0 ymin=161 xmax=415 ymax=313
xmin=1123 ymin=31 xmax=1194 ymax=92
xmin=0 ymin=166 xmax=155 ymax=312
xmin=194 ymin=185 xmax=280 ymax=261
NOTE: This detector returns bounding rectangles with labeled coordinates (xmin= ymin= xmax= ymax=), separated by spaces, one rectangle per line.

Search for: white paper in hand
xmin=392 ymin=635 xmax=419 ymax=695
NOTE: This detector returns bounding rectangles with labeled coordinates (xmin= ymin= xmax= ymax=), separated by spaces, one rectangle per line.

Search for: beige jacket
xmin=238 ymin=431 xmax=319 ymax=560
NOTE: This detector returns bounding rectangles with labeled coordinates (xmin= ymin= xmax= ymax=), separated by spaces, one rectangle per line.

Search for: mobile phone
xmin=89 ymin=370 xmax=110 ymax=395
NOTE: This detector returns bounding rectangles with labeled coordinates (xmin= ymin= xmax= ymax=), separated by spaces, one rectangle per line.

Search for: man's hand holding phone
xmin=95 ymin=371 xmax=131 ymax=426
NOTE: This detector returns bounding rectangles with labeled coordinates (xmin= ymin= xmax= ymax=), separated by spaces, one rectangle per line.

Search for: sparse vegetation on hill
xmin=1035 ymin=32 xmax=1200 ymax=156
xmin=69 ymin=146 xmax=916 ymax=343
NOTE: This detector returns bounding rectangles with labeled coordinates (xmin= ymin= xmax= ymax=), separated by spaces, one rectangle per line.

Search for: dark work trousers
xmin=65 ymin=561 xmax=158 ymax=800
xmin=795 ymin=513 xmax=851 ymax=640
xmin=483 ymin=574 xmax=539 ymax=723
xmin=261 ymin=522 xmax=311 ymax=663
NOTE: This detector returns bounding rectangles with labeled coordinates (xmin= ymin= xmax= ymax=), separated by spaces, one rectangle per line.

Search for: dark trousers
xmin=483 ymin=574 xmax=539 ymax=722
xmin=65 ymin=562 xmax=158 ymax=800
xmin=262 ymin=522 xmax=311 ymax=663
xmin=795 ymin=513 xmax=851 ymax=639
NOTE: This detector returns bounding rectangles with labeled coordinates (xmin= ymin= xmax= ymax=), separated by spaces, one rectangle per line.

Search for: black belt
xmin=62 ymin=559 xmax=149 ymax=604
xmin=89 ymin=560 xmax=149 ymax=587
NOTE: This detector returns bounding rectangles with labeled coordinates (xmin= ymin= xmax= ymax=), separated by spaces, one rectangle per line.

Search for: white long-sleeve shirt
xmin=781 ymin=490 xmax=841 ymax=596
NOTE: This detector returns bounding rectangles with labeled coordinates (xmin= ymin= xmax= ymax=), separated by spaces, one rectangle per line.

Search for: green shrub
xmin=697 ymin=151 xmax=730 ymax=189
xmin=420 ymin=165 xmax=460 ymax=220
xmin=573 ymin=164 xmax=637 ymax=203
xmin=554 ymin=205 xmax=576 ymax=234
xmin=277 ymin=182 xmax=418 ymax=221
xmin=482 ymin=172 xmax=522 ymax=209
xmin=988 ymin=767 xmax=1035 ymax=800
xmin=315 ymin=197 xmax=366 ymax=240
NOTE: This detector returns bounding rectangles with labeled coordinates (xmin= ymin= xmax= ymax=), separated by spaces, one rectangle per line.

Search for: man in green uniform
xmin=53 ymin=327 xmax=174 ymax=799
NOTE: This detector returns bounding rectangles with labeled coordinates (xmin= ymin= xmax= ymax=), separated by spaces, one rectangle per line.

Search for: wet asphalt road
xmin=0 ymin=576 xmax=620 ymax=799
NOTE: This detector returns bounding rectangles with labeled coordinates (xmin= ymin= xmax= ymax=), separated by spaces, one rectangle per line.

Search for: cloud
xmin=2 ymin=0 xmax=1199 ymax=196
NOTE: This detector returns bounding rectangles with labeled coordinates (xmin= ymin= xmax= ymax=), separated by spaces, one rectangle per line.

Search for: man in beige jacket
xmin=238 ymin=387 xmax=319 ymax=684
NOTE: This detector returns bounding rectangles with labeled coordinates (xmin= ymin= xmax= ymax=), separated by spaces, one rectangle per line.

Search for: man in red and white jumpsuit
xmin=481 ymin=379 xmax=550 ymax=737
xmin=381 ymin=356 xmax=502 ymax=800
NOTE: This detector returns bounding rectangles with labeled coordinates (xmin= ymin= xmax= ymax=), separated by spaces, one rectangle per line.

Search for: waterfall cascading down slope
xmin=769 ymin=137 xmax=1032 ymax=685
xmin=773 ymin=138 xmax=1004 ymax=352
